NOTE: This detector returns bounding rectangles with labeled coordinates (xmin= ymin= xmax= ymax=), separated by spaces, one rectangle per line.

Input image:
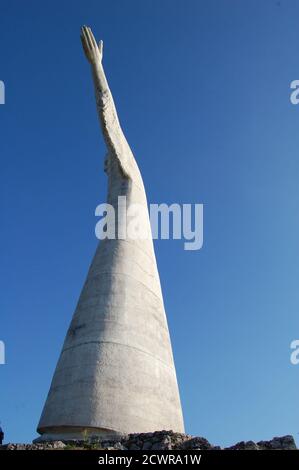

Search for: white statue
xmin=37 ymin=26 xmax=184 ymax=441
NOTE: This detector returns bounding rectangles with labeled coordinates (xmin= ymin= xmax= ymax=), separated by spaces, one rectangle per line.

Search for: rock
xmin=2 ymin=432 xmax=297 ymax=450
xmin=257 ymin=435 xmax=297 ymax=450
xmin=142 ymin=441 xmax=153 ymax=450
xmin=129 ymin=443 xmax=140 ymax=450
xmin=113 ymin=442 xmax=125 ymax=450
xmin=150 ymin=434 xmax=172 ymax=450
xmin=6 ymin=444 xmax=17 ymax=450
xmin=183 ymin=437 xmax=214 ymax=450
xmin=52 ymin=441 xmax=66 ymax=449
xmin=225 ymin=440 xmax=259 ymax=450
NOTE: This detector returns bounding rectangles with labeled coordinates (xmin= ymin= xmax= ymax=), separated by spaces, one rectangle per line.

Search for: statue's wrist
xmin=92 ymin=60 xmax=103 ymax=73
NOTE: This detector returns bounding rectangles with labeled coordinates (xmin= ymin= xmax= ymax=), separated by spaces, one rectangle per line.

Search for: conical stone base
xmin=37 ymin=167 xmax=184 ymax=441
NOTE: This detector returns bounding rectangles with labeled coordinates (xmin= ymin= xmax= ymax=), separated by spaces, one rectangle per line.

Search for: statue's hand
xmin=80 ymin=26 xmax=103 ymax=66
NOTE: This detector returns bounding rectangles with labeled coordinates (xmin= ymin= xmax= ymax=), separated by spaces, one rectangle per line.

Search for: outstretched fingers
xmin=80 ymin=33 xmax=89 ymax=57
xmin=81 ymin=26 xmax=91 ymax=51
xmin=84 ymin=26 xmax=96 ymax=51
xmin=80 ymin=25 xmax=103 ymax=64
xmin=87 ymin=27 xmax=98 ymax=49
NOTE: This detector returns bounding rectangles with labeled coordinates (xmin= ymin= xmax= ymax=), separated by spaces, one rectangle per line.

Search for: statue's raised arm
xmin=80 ymin=26 xmax=133 ymax=178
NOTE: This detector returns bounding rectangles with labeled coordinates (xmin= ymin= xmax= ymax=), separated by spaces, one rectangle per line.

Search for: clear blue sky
xmin=1 ymin=0 xmax=299 ymax=446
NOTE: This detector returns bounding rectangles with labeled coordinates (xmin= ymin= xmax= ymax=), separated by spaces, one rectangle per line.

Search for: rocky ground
xmin=0 ymin=431 xmax=297 ymax=450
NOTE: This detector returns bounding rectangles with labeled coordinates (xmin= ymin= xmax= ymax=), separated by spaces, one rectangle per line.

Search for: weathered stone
xmin=257 ymin=435 xmax=297 ymax=450
xmin=2 ymin=431 xmax=297 ymax=451
xmin=183 ymin=436 xmax=214 ymax=450
xmin=129 ymin=443 xmax=140 ymax=450
xmin=113 ymin=442 xmax=125 ymax=450
xmin=142 ymin=441 xmax=153 ymax=450
xmin=225 ymin=440 xmax=259 ymax=450
xmin=52 ymin=441 xmax=66 ymax=449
